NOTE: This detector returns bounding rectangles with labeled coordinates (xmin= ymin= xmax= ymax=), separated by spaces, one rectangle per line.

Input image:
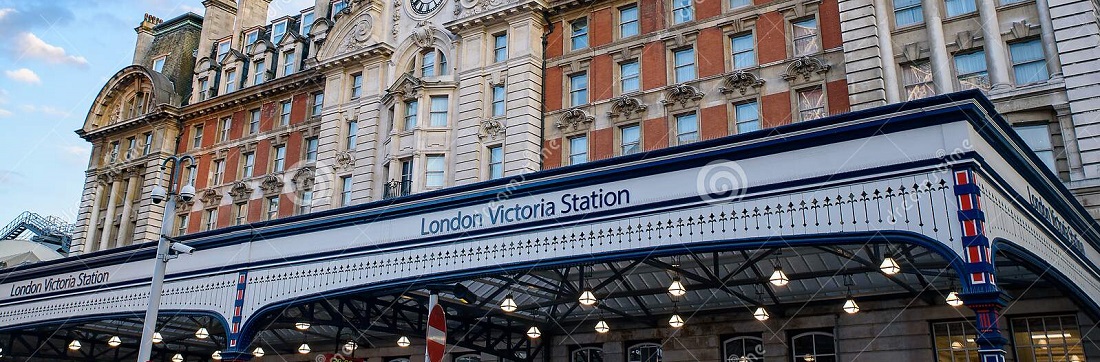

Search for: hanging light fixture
xmin=526 ymin=326 xmax=542 ymax=339
xmin=342 ymin=341 xmax=358 ymax=354
xmin=298 ymin=343 xmax=312 ymax=354
xmin=252 ymin=347 xmax=266 ymax=357
xmin=212 ymin=351 xmax=223 ymax=360
xmin=579 ymin=290 xmax=598 ymax=306
xmin=668 ymin=314 xmax=685 ymax=328
xmin=151 ymin=332 xmax=164 ymax=344
xmin=295 ymin=322 xmax=311 ymax=330
xmin=879 ymin=257 xmax=900 ymax=275
xmin=668 ymin=276 xmax=687 ymax=297
xmin=842 ymin=275 xmax=859 ymax=314
xmin=172 ymin=353 xmax=184 ymax=362
xmin=753 ymin=306 xmax=770 ymax=321
xmin=501 ymin=294 xmax=519 ymax=312
xmin=68 ymin=340 xmax=82 ymax=351
xmin=802 ymin=354 xmax=816 ymax=362
xmin=595 ymin=320 xmax=610 ymax=333
xmin=769 ymin=266 xmax=790 ymax=286
xmin=195 ymin=327 xmax=210 ymax=339
xmin=108 ymin=335 xmax=122 ymax=348
xmin=946 ymin=291 xmax=963 ymax=307
xmin=398 ymin=336 xmax=411 ymax=347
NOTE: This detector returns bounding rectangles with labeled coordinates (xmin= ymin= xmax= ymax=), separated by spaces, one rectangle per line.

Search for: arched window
xmin=723 ymin=336 xmax=764 ymax=362
xmin=790 ymin=332 xmax=835 ymax=362
xmin=627 ymin=343 xmax=662 ymax=362
xmin=420 ymin=48 xmax=449 ymax=77
xmin=571 ymin=347 xmax=603 ymax=362
xmin=455 ymin=355 xmax=481 ymax=362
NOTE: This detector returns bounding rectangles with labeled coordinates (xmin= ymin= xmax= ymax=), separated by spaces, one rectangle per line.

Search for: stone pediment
xmin=555 ymin=108 xmax=595 ymax=131
xmin=607 ymin=95 xmax=648 ymax=118
xmin=781 ymin=56 xmax=830 ymax=82
xmin=248 ymin=39 xmax=276 ymax=57
xmin=383 ymin=73 xmax=425 ymax=102
xmin=219 ymin=49 xmax=249 ymax=66
xmin=276 ymin=30 xmax=306 ymax=48
xmin=661 ymin=84 xmax=705 ymax=107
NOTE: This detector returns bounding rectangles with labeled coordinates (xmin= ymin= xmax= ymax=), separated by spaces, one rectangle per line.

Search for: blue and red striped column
xmin=953 ymin=168 xmax=1008 ymax=362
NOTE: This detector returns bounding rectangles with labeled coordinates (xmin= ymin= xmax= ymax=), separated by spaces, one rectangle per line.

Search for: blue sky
xmin=0 ymin=0 xmax=312 ymax=228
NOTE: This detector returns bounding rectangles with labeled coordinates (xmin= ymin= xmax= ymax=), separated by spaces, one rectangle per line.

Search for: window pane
xmin=674 ymin=49 xmax=696 ymax=83
xmin=405 ymin=100 xmax=419 ymax=130
xmin=673 ymin=0 xmax=693 ymax=23
xmin=736 ymin=102 xmax=760 ymax=132
xmin=571 ymin=73 xmax=588 ymax=106
xmin=792 ymin=19 xmax=819 ymax=56
xmin=731 ymin=0 xmax=751 ymax=8
xmin=620 ymin=5 xmax=639 ymax=37
xmin=426 ymin=156 xmax=445 ymax=187
xmin=797 ymin=87 xmax=826 ymax=121
xmin=732 ymin=34 xmax=756 ymax=69
xmin=571 ymin=19 xmax=589 ymax=50
xmin=621 ymin=125 xmax=640 ymax=154
xmin=430 ymin=96 xmax=449 ymax=126
xmin=621 ymin=61 xmax=640 ymax=93
xmin=677 ymin=113 xmax=698 ymax=143
xmin=945 ymin=0 xmax=977 ymax=16
xmin=894 ymin=0 xmax=924 ymax=26
xmin=1011 ymin=40 xmax=1048 ymax=84
xmin=570 ymin=136 xmax=588 ymax=164
xmin=955 ymin=51 xmax=989 ymax=90
xmin=903 ymin=61 xmax=935 ymax=100
xmin=492 ymin=85 xmax=507 ymax=116
xmin=489 ymin=146 xmax=504 ymax=179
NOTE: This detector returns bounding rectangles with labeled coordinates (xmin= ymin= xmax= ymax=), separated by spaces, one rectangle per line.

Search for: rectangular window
xmin=341 ymin=175 xmax=353 ymax=206
xmin=488 ymin=145 xmax=504 ymax=179
xmin=731 ymin=33 xmax=756 ymax=69
xmin=620 ymin=60 xmax=640 ymax=93
xmin=346 ymin=120 xmax=358 ymax=150
xmin=245 ymin=30 xmax=259 ymax=46
xmin=792 ymin=18 xmax=820 ymax=56
xmin=569 ymin=73 xmax=589 ymax=106
xmin=945 ymin=0 xmax=977 ymax=16
xmin=109 ymin=141 xmax=120 ymax=161
xmin=426 ymin=155 xmax=445 ymax=188
xmin=674 ymin=48 xmax=696 ymax=83
xmin=299 ymin=190 xmax=313 ymax=214
xmin=493 ymin=33 xmax=508 ymax=62
xmin=894 ymin=0 xmax=924 ymax=27
xmin=192 ymin=125 xmax=203 ymax=149
xmin=492 ymin=85 xmax=506 ymax=117
xmin=272 ymin=20 xmax=288 ymax=43
xmin=903 ymin=61 xmax=934 ymax=100
xmin=305 ymin=137 xmax=319 ymax=162
xmin=220 ymin=117 xmax=232 ymax=141
xmin=1010 ymin=40 xmax=1048 ymax=85
xmin=249 ymin=109 xmax=261 ymax=134
xmin=672 ymin=0 xmax=694 ymax=24
xmin=1011 ymin=315 xmax=1085 ymax=362
xmin=331 ymin=0 xmax=348 ymax=14
xmin=205 ymin=209 xmax=218 ymax=231
xmin=283 ymin=51 xmax=296 ymax=76
xmin=143 ymin=132 xmax=153 ymax=155
xmin=176 ymin=214 xmax=189 ymax=236
xmin=253 ymin=60 xmax=265 ymax=85
xmin=932 ymin=321 xmax=980 ymax=361
xmin=280 ymin=100 xmax=292 ymax=126
xmin=212 ymin=159 xmax=225 ymax=184
xmin=266 ymin=196 xmax=279 ymax=220
xmin=225 ymin=69 xmax=237 ymax=93
xmin=621 ymin=124 xmax=641 ymax=155
xmin=216 ymin=40 xmax=231 ymax=61
xmin=1013 ymin=124 xmax=1057 ymax=172
xmin=735 ymin=101 xmax=761 ymax=133
xmin=955 ymin=51 xmax=989 ymax=90
xmin=311 ymin=92 xmax=324 ymax=116
xmin=235 ymin=203 xmax=248 ymax=225
xmin=422 ymin=50 xmax=437 ymax=77
xmin=350 ymin=73 xmax=363 ymax=98
xmin=273 ymin=145 xmax=286 ymax=172
xmin=127 ymin=137 xmax=137 ymax=159
xmin=676 ymin=113 xmax=699 ymax=144
xmin=730 ymin=0 xmax=751 ymax=8
xmin=404 ymin=100 xmax=419 ymax=131
xmin=301 ymin=11 xmax=315 ymax=35
xmin=571 ymin=18 xmax=589 ymax=50
xmin=242 ymin=152 xmax=255 ymax=178
xmin=430 ymin=96 xmax=449 ymax=127
xmin=619 ymin=5 xmax=639 ymax=38
xmin=152 ymin=56 xmax=166 ymax=73
xmin=199 ymin=78 xmax=209 ymax=101
xmin=797 ymin=87 xmax=827 ymax=121
xmin=569 ymin=135 xmax=588 ymax=165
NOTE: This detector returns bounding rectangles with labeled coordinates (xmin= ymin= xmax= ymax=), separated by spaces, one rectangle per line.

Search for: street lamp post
xmin=137 ymin=155 xmax=197 ymax=362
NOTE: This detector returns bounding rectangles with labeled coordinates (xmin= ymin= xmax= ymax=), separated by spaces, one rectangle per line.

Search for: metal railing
xmin=0 ymin=211 xmax=75 ymax=253
xmin=384 ymin=179 xmax=412 ymax=200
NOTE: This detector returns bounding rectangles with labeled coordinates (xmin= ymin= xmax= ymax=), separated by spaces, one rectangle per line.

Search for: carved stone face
xmin=409 ymin=0 xmax=445 ymax=15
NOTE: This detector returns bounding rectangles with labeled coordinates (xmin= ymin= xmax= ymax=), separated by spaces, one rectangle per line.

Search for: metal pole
xmin=137 ymin=158 xmax=182 ymax=362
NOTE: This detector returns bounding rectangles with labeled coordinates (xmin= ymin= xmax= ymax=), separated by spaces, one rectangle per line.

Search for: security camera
xmin=169 ymin=242 xmax=196 ymax=254
xmin=179 ymin=184 xmax=196 ymax=203
xmin=151 ymin=185 xmax=167 ymax=204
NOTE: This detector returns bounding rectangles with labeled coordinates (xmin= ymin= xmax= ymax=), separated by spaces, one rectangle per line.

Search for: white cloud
xmin=0 ymin=8 xmax=14 ymax=21
xmin=15 ymin=32 xmax=88 ymax=67
xmin=20 ymin=104 xmax=71 ymax=118
xmin=5 ymin=68 xmax=40 ymax=84
xmin=0 ymin=108 xmax=12 ymax=118
xmin=60 ymin=145 xmax=89 ymax=157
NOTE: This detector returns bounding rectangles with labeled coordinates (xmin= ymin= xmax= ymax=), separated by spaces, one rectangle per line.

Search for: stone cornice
xmin=75 ymin=106 xmax=182 ymax=141
xmin=181 ymin=70 xmax=324 ymax=118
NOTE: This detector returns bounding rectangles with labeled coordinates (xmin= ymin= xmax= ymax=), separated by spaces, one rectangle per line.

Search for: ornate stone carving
xmin=384 ymin=73 xmax=424 ymax=102
xmin=411 ymin=21 xmax=436 ymax=47
xmin=260 ymin=174 xmax=285 ymax=195
xmin=293 ymin=167 xmax=316 ymax=191
xmin=391 ymin=0 xmax=401 ymax=41
xmin=954 ymin=30 xmax=976 ymax=51
xmin=199 ymin=188 xmax=223 ymax=207
xmin=720 ymin=70 xmax=766 ymax=95
xmin=661 ymin=84 xmax=705 ymax=107
xmin=336 ymin=151 xmax=356 ymax=171
xmin=337 ymin=15 xmax=374 ymax=56
xmin=461 ymin=0 xmax=521 ymax=17
xmin=555 ymin=108 xmax=595 ymax=130
xmin=229 ymin=182 xmax=253 ymax=203
xmin=175 ymin=199 xmax=195 ymax=214
xmin=479 ymin=118 xmax=506 ymax=140
xmin=781 ymin=56 xmax=830 ymax=82
xmin=607 ymin=95 xmax=648 ymax=118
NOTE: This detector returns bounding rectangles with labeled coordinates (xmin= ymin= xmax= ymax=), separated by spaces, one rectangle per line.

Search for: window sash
xmin=569 ymin=136 xmax=588 ymax=164
xmin=235 ymin=204 xmax=247 ymax=225
xmin=489 ymin=146 xmax=504 ymax=179
xmin=243 ymin=153 xmax=255 ymax=177
xmin=1013 ymin=124 xmax=1056 ymax=171
xmin=267 ymin=197 xmax=279 ymax=220
xmin=253 ymin=61 xmax=265 ymax=85
xmin=676 ymin=113 xmax=699 ymax=144
xmin=225 ymin=70 xmax=237 ymax=92
xmin=894 ymin=0 xmax=924 ymax=26
xmin=193 ymin=126 xmax=203 ymax=149
xmin=426 ymin=156 xmax=445 ymax=187
xmin=301 ymin=12 xmax=314 ymax=35
xmin=405 ymin=100 xmax=419 ymax=130
xmin=571 ymin=19 xmax=589 ymax=50
xmin=673 ymin=0 xmax=693 ymax=23
xmin=213 ymin=160 xmax=225 ymax=184
xmin=494 ymin=34 xmax=508 ymax=62
xmin=351 ymin=74 xmax=363 ymax=98
xmin=674 ymin=49 xmax=696 ymax=83
xmin=274 ymin=146 xmax=286 ymax=172
xmin=249 ymin=110 xmax=260 ymax=134
xmin=422 ymin=51 xmax=436 ymax=77
xmin=220 ymin=119 xmax=232 ymax=141
xmin=283 ymin=52 xmax=296 ymax=75
xmin=955 ymin=51 xmax=989 ymax=90
xmin=792 ymin=19 xmax=820 ymax=56
xmin=341 ymin=176 xmax=353 ymax=206
xmin=492 ymin=86 xmax=507 ymax=117
xmin=306 ymin=138 xmax=319 ymax=162
xmin=736 ymin=102 xmax=761 ymax=133
xmin=945 ymin=0 xmax=977 ymax=16
xmin=299 ymin=191 xmax=313 ymax=214
xmin=570 ymin=73 xmax=589 ymax=106
xmin=430 ymin=96 xmax=449 ymax=127
xmin=902 ymin=61 xmax=934 ymax=100
xmin=1010 ymin=40 xmax=1048 ymax=84
xmin=620 ymin=5 xmax=639 ymax=37
xmin=143 ymin=133 xmax=153 ymax=155
xmin=621 ymin=61 xmax=640 ymax=93
xmin=280 ymin=101 xmax=292 ymax=125
xmin=797 ymin=87 xmax=826 ymax=121
xmin=730 ymin=0 xmax=751 ymax=8
xmin=312 ymin=93 xmax=324 ymax=116
xmin=732 ymin=34 xmax=756 ymax=69
xmin=621 ymin=125 xmax=641 ymax=155
xmin=206 ymin=209 xmax=218 ymax=230
xmin=347 ymin=121 xmax=358 ymax=149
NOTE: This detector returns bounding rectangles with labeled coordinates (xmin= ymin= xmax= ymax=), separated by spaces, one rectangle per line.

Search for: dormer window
xmin=331 ymin=0 xmax=348 ymax=16
xmin=272 ymin=20 xmax=288 ymax=43
xmin=152 ymin=56 xmax=166 ymax=72
xmin=216 ymin=40 xmax=231 ymax=61
xmin=419 ymin=48 xmax=448 ymax=77
xmin=283 ymin=51 xmax=296 ymax=76
xmin=245 ymin=30 xmax=260 ymax=46
xmin=225 ymin=69 xmax=238 ymax=93
xmin=301 ymin=11 xmax=315 ymax=35
xmin=253 ymin=60 xmax=266 ymax=86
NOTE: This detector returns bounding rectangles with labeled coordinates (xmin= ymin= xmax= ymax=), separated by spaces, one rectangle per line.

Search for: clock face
xmin=410 ymin=0 xmax=444 ymax=15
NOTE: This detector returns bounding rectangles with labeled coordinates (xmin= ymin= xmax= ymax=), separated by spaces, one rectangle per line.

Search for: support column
xmin=976 ymin=0 xmax=1012 ymax=89
xmin=961 ymin=291 xmax=1010 ymax=362
xmin=922 ymin=0 xmax=955 ymax=93
xmin=83 ymin=181 xmax=106 ymax=253
xmin=873 ymin=0 xmax=902 ymax=103
xmin=97 ymin=176 xmax=122 ymax=252
xmin=116 ymin=170 xmax=141 ymax=247
xmin=1033 ymin=0 xmax=1063 ymax=78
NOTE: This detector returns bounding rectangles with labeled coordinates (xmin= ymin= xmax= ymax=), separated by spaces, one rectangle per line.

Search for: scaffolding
xmin=0 ymin=211 xmax=74 ymax=255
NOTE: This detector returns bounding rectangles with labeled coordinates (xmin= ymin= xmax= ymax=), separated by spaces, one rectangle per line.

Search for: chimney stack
xmin=196 ymin=0 xmax=238 ymax=61
xmin=234 ymin=0 xmax=273 ymax=46
xmin=133 ymin=14 xmax=162 ymax=65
